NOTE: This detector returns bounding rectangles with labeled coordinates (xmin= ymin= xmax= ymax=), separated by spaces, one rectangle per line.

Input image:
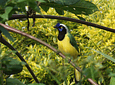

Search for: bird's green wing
xmin=67 ymin=33 xmax=79 ymax=52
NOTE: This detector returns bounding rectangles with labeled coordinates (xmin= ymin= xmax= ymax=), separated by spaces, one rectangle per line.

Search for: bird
xmin=54 ymin=23 xmax=81 ymax=84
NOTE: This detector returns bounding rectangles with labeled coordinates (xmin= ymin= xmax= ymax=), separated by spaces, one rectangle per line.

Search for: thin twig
xmin=9 ymin=14 xmax=115 ymax=33
xmin=88 ymin=78 xmax=98 ymax=85
xmin=0 ymin=23 xmax=98 ymax=85
xmin=27 ymin=11 xmax=30 ymax=31
xmin=32 ymin=12 xmax=36 ymax=27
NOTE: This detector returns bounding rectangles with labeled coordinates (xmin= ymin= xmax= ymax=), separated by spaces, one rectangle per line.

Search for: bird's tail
xmin=74 ymin=69 xmax=81 ymax=84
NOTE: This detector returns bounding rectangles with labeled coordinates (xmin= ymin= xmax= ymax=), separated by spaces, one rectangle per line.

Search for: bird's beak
xmin=54 ymin=25 xmax=58 ymax=28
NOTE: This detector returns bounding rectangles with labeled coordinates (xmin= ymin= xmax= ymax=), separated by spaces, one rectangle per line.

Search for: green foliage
xmin=6 ymin=78 xmax=26 ymax=85
xmin=0 ymin=0 xmax=115 ymax=85
xmin=48 ymin=0 xmax=80 ymax=5
xmin=93 ymin=49 xmax=115 ymax=63
xmin=0 ymin=0 xmax=8 ymax=7
xmin=40 ymin=0 xmax=98 ymax=15
xmin=0 ymin=0 xmax=98 ymax=21
xmin=0 ymin=50 xmax=24 ymax=84
xmin=110 ymin=77 xmax=115 ymax=85
xmin=0 ymin=0 xmax=98 ymax=41
xmin=0 ymin=6 xmax=13 ymax=20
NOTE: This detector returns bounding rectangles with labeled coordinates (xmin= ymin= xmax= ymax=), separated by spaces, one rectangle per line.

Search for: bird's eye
xmin=61 ymin=27 xmax=63 ymax=29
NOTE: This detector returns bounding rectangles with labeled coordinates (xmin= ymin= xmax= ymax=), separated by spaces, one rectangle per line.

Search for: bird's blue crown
xmin=56 ymin=23 xmax=60 ymax=27
xmin=55 ymin=23 xmax=63 ymax=31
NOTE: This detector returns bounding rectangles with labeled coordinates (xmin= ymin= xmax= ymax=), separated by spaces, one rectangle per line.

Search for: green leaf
xmin=40 ymin=0 xmax=98 ymax=15
xmin=6 ymin=78 xmax=26 ymax=85
xmin=4 ymin=6 xmax=13 ymax=16
xmin=62 ymin=0 xmax=80 ymax=5
xmin=17 ymin=0 xmax=26 ymax=3
xmin=55 ymin=8 xmax=64 ymax=15
xmin=0 ymin=6 xmax=13 ymax=20
xmin=69 ymin=0 xmax=99 ymax=15
xmin=0 ymin=25 xmax=13 ymax=41
xmin=93 ymin=49 xmax=115 ymax=63
xmin=36 ymin=0 xmax=46 ymax=3
xmin=40 ymin=5 xmax=49 ymax=12
xmin=2 ymin=57 xmax=23 ymax=75
xmin=90 ymin=65 xmax=95 ymax=80
xmin=110 ymin=77 xmax=115 ymax=85
xmin=6 ymin=3 xmax=20 ymax=16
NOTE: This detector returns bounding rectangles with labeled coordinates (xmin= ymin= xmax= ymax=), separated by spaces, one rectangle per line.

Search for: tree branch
xmin=0 ymin=23 xmax=98 ymax=85
xmin=0 ymin=32 xmax=39 ymax=83
xmin=9 ymin=14 xmax=115 ymax=33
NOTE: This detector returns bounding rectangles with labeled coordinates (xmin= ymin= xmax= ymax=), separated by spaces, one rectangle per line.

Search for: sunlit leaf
xmin=0 ymin=6 xmax=13 ymax=20
xmin=93 ymin=49 xmax=115 ymax=63
xmin=110 ymin=77 xmax=115 ymax=85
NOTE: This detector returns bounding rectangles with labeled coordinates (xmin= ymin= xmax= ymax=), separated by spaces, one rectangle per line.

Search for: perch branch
xmin=9 ymin=14 xmax=115 ymax=33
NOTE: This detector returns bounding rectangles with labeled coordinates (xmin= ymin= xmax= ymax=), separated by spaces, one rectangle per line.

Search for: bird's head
xmin=54 ymin=23 xmax=69 ymax=34
xmin=54 ymin=23 xmax=69 ymax=40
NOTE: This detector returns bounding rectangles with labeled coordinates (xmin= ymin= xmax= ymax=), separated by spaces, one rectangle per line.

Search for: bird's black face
xmin=54 ymin=23 xmax=67 ymax=41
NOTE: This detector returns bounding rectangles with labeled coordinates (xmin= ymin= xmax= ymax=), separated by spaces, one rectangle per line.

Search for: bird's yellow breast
xmin=58 ymin=33 xmax=78 ymax=59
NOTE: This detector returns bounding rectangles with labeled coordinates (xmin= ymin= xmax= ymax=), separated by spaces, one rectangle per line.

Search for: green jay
xmin=54 ymin=23 xmax=81 ymax=83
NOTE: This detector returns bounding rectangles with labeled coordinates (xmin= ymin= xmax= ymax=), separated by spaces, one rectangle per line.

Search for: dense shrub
xmin=1 ymin=0 xmax=115 ymax=84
